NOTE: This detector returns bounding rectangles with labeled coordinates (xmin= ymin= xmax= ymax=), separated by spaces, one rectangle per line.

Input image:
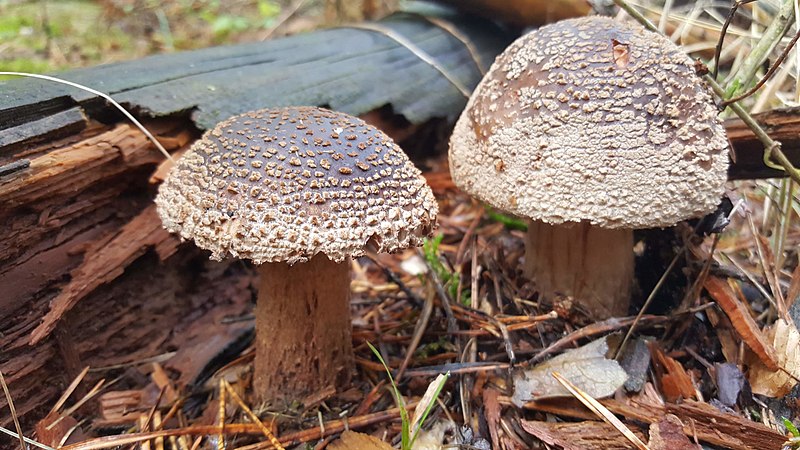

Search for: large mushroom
xmin=156 ymin=106 xmax=438 ymax=403
xmin=449 ymin=16 xmax=728 ymax=318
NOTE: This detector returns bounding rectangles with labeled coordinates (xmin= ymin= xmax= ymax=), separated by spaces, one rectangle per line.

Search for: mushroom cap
xmin=156 ymin=106 xmax=438 ymax=264
xmin=449 ymin=16 xmax=729 ymax=229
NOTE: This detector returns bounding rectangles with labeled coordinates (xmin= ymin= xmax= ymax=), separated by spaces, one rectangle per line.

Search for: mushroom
xmin=449 ymin=17 xmax=728 ymax=318
xmin=155 ymin=106 xmax=438 ymax=403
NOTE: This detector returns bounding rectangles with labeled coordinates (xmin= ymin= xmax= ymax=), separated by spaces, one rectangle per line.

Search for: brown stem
xmin=524 ymin=220 xmax=633 ymax=319
xmin=254 ymin=254 xmax=354 ymax=404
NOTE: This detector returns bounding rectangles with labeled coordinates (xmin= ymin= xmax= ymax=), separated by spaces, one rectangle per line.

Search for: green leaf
xmin=784 ymin=417 xmax=799 ymax=437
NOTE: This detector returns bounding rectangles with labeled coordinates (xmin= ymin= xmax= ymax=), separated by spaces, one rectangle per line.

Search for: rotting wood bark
xmin=725 ymin=107 xmax=800 ymax=179
xmin=0 ymin=12 xmax=509 ymax=150
xmin=520 ymin=397 xmax=786 ymax=450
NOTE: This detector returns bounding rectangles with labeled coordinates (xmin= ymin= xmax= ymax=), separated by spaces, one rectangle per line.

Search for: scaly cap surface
xmin=156 ymin=106 xmax=438 ymax=264
xmin=449 ymin=16 xmax=729 ymax=228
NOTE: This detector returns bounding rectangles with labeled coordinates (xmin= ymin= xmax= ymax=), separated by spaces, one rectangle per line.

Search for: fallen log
xmin=432 ymin=0 xmax=592 ymax=26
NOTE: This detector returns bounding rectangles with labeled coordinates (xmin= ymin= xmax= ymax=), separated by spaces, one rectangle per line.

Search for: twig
xmin=721 ymin=27 xmax=800 ymax=107
xmin=552 ymin=372 xmax=649 ymax=450
xmin=616 ymin=244 xmax=686 ymax=360
xmin=712 ymin=0 xmax=758 ymax=80
xmin=725 ymin=0 xmax=796 ymax=97
xmin=395 ymin=287 xmax=435 ymax=381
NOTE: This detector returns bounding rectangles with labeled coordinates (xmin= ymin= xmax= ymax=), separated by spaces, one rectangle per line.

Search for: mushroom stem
xmin=524 ymin=220 xmax=633 ymax=319
xmin=254 ymin=254 xmax=354 ymax=404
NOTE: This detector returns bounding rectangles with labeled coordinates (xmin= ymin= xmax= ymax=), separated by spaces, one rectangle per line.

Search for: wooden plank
xmin=0 ymin=12 xmax=508 ymax=140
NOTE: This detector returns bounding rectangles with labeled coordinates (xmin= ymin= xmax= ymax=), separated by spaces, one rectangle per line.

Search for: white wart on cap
xmin=449 ymin=16 xmax=729 ymax=229
xmin=156 ymin=106 xmax=438 ymax=264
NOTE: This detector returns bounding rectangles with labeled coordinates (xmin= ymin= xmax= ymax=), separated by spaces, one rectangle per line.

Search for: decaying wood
xmin=520 ymin=397 xmax=787 ymax=450
xmin=0 ymin=12 xmax=509 ymax=154
xmin=649 ymin=344 xmax=698 ymax=402
xmin=725 ymin=107 xmax=800 ymax=179
xmin=29 ymin=205 xmax=178 ymax=344
xmin=521 ymin=420 xmax=647 ymax=450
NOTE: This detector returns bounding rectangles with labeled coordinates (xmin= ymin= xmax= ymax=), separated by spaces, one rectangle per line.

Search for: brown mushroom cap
xmin=449 ymin=16 xmax=729 ymax=229
xmin=156 ymin=106 xmax=438 ymax=264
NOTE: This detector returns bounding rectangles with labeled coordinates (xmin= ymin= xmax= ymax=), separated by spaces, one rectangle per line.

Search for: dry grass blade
xmin=0 ymin=426 xmax=54 ymax=450
xmin=218 ymin=379 xmax=226 ymax=450
xmin=551 ymin=372 xmax=650 ymax=450
xmin=49 ymin=366 xmax=90 ymax=416
xmin=343 ymin=23 xmax=471 ymax=98
xmin=416 ymin=14 xmax=487 ymax=75
xmin=48 ymin=378 xmax=107 ymax=432
xmin=222 ymin=379 xmax=284 ymax=450
xmin=0 ymin=370 xmax=26 ymax=450
xmin=0 ymin=72 xmax=173 ymax=162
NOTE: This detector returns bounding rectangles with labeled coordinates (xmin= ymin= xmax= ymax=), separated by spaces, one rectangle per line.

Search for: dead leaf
xmin=704 ymin=276 xmax=779 ymax=370
xmin=714 ymin=363 xmax=745 ymax=407
xmin=410 ymin=372 xmax=448 ymax=435
xmin=650 ymin=345 xmax=696 ymax=402
xmin=328 ymin=431 xmax=394 ymax=450
xmin=748 ymin=318 xmax=800 ymax=397
xmin=482 ymin=388 xmax=501 ymax=450
xmin=512 ymin=336 xmax=627 ymax=406
xmin=647 ymin=414 xmax=701 ymax=450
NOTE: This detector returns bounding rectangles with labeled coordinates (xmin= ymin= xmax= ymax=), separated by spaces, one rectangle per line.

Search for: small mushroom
xmin=449 ymin=17 xmax=728 ymax=318
xmin=156 ymin=106 xmax=438 ymax=403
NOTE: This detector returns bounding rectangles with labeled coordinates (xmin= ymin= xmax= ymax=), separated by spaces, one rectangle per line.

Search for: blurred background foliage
xmin=0 ymin=0 xmax=398 ymax=73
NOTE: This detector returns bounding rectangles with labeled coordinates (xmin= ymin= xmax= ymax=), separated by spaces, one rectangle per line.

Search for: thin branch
xmin=713 ymin=0 xmax=758 ymax=80
xmin=721 ymin=26 xmax=800 ymax=107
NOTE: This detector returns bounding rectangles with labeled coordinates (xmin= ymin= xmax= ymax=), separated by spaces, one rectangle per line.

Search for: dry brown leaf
xmin=650 ymin=345 xmax=696 ymax=402
xmin=328 ymin=430 xmax=394 ymax=450
xmin=512 ymin=336 xmax=627 ymax=406
xmin=410 ymin=372 xmax=447 ymax=435
xmin=704 ymin=276 xmax=779 ymax=370
xmin=748 ymin=318 xmax=800 ymax=397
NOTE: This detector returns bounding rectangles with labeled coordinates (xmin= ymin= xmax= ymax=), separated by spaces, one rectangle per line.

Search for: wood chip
xmin=521 ymin=420 xmax=646 ymax=450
